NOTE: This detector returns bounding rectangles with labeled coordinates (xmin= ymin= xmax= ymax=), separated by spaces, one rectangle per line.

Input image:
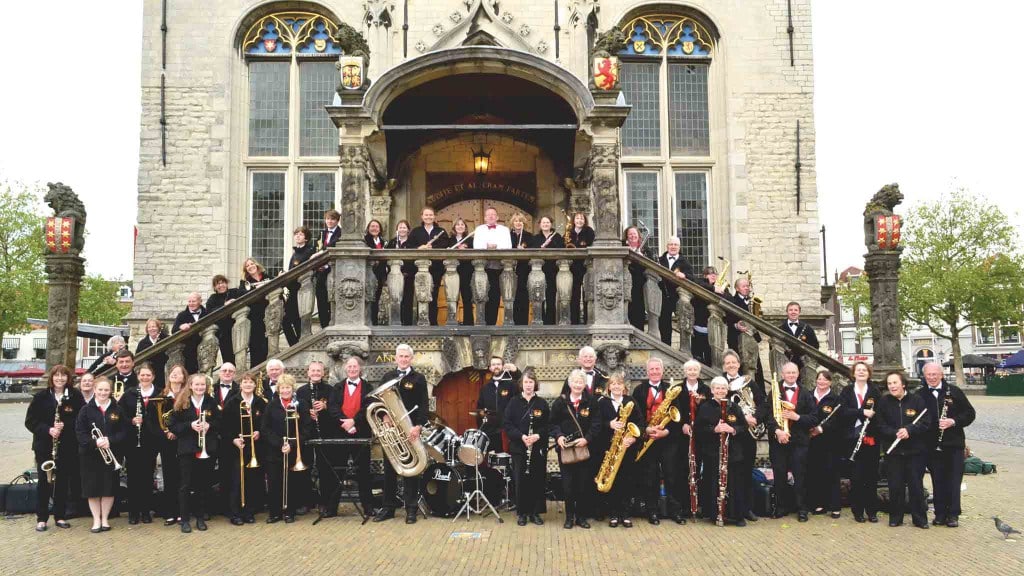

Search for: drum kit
xmin=420 ymin=423 xmax=513 ymax=521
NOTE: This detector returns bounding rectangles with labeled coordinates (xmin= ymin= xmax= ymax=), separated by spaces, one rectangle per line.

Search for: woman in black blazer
xmin=169 ymin=374 xmax=220 ymax=533
xmin=154 ymin=364 xmax=187 ymax=525
xmin=364 ymin=219 xmax=387 ymax=325
xmin=525 ymin=216 xmax=565 ymax=325
xmin=238 ymin=258 xmax=270 ymax=366
xmin=594 ymin=373 xmax=643 ymax=527
xmin=876 ymin=371 xmax=932 ymax=528
xmin=449 ymin=218 xmax=475 ymax=325
xmin=283 ymin=226 xmax=317 ymax=345
xmin=503 ymin=367 xmax=550 ymax=526
xmin=261 ymin=374 xmax=314 ymax=523
xmin=134 ymin=318 xmax=168 ymax=388
xmin=25 ymin=365 xmax=85 ymax=531
xmin=222 ymin=372 xmax=267 ymax=524
xmin=568 ymin=212 xmax=595 ymax=324
xmin=385 ymin=219 xmax=416 ymax=325
xmin=205 ymin=275 xmax=239 ymax=364
xmin=509 ymin=213 xmax=534 ymax=325
xmin=551 ymin=369 xmax=601 ymax=529
xmin=75 ymin=376 xmax=128 ymax=532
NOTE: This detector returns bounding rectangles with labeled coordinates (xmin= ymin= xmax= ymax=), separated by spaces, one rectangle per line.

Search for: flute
xmin=886 ymin=408 xmax=928 ymax=455
xmin=449 ymin=230 xmax=475 ymax=249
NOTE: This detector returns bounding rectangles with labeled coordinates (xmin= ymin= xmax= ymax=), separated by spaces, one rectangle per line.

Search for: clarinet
xmin=936 ymin=396 xmax=951 ymax=449
xmin=524 ymin=403 xmax=536 ymax=476
xmin=136 ymin=392 xmax=143 ymax=448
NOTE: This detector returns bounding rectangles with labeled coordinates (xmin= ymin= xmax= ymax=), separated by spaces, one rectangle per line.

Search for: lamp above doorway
xmin=473 ymin=146 xmax=492 ymax=176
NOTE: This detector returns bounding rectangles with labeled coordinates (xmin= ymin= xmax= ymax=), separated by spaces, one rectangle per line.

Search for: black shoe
xmin=673 ymin=513 xmax=687 ymax=525
xmin=867 ymin=514 xmax=879 ymax=523
xmin=202 ymin=512 xmax=210 ymax=521
xmin=621 ymin=518 xmax=633 ymax=528
xmin=405 ymin=511 xmax=417 ymax=524
xmin=230 ymin=516 xmax=244 ymax=526
xmin=128 ymin=513 xmax=139 ymax=525
xmin=913 ymin=521 xmax=929 ymax=529
xmin=889 ymin=520 xmax=902 ymax=527
xmin=320 ymin=510 xmax=338 ymax=519
xmin=946 ymin=516 xmax=959 ymax=528
xmin=812 ymin=507 xmax=826 ymax=515
xmin=648 ymin=513 xmax=660 ymax=525
xmin=372 ymin=508 xmax=395 ymax=523
xmin=530 ymin=514 xmax=544 ymax=526
xmin=244 ymin=514 xmax=255 ymax=524
xmin=100 ymin=525 xmax=111 ymax=532
xmin=295 ymin=506 xmax=308 ymax=516
xmin=772 ymin=512 xmax=787 ymax=519
xmin=735 ymin=518 xmax=747 ymax=527
xmin=164 ymin=518 xmax=177 ymax=527
xmin=609 ymin=517 xmax=619 ymax=528
xmin=798 ymin=512 xmax=808 ymax=522
xmin=745 ymin=511 xmax=759 ymax=522
xmin=140 ymin=512 xmax=152 ymax=524
xmin=266 ymin=516 xmax=282 ymax=524
xmin=180 ymin=522 xmax=192 ymax=533
xmin=830 ymin=511 xmax=841 ymax=519
xmin=563 ymin=518 xmax=574 ymax=529
xmin=854 ymin=513 xmax=865 ymax=523
xmin=284 ymin=515 xmax=295 ymax=523
xmin=575 ymin=518 xmax=591 ymax=529
xmin=55 ymin=520 xmax=71 ymax=529
xmin=90 ymin=527 xmax=103 ymax=534
xmin=932 ymin=515 xmax=947 ymax=526
xmin=195 ymin=519 xmax=207 ymax=531
xmin=517 ymin=515 xmax=527 ymax=526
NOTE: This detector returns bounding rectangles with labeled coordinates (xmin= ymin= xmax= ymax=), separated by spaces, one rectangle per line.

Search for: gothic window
xmin=243 ymin=11 xmax=343 ymax=273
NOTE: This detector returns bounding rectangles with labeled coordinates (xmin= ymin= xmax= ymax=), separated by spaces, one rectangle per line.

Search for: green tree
xmin=0 ymin=180 xmax=46 ymax=346
xmin=78 ymin=275 xmax=130 ymax=326
xmin=840 ymin=189 xmax=1024 ymax=385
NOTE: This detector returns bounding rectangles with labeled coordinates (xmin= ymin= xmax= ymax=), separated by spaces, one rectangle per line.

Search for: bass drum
xmin=423 ymin=463 xmax=465 ymax=517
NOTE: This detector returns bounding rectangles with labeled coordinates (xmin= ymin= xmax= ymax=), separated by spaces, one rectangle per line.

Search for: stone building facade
xmin=131 ymin=0 xmax=822 ymax=330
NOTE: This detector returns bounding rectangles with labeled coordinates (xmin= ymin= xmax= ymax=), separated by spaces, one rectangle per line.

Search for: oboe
xmin=524 ymin=405 xmax=536 ymax=475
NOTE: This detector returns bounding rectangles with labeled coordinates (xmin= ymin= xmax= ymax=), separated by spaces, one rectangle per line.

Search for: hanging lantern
xmin=473 ymin=147 xmax=492 ymax=176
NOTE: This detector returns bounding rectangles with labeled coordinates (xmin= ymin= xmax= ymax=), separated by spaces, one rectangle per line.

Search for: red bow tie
xmin=487 ymin=225 xmax=496 ymax=229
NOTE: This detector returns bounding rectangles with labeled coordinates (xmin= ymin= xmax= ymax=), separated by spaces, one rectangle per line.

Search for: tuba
xmin=366 ymin=378 xmax=429 ymax=478
xmin=595 ymin=400 xmax=641 ymax=493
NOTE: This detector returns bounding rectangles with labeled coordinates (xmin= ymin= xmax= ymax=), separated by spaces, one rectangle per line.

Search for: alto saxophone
xmin=596 ymin=400 xmax=640 ymax=493
xmin=635 ymin=382 xmax=682 ymax=461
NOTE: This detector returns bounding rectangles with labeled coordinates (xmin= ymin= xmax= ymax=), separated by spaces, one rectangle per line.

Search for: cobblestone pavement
xmin=1 ymin=402 xmax=1022 ymax=575
xmin=964 ymin=396 xmax=1024 ymax=448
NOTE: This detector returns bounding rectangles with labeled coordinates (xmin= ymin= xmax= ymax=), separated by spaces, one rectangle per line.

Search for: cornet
xmin=91 ymin=423 xmax=123 ymax=470
xmin=197 ymin=409 xmax=210 ymax=460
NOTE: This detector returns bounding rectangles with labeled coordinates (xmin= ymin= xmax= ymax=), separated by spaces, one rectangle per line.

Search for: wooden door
xmin=433 ymin=368 xmax=488 ymax=434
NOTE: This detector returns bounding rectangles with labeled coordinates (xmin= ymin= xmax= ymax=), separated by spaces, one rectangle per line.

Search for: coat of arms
xmin=340 ymin=56 xmax=363 ymax=90
xmin=263 ymin=38 xmax=277 ymax=52
xmin=593 ymin=56 xmax=619 ymax=91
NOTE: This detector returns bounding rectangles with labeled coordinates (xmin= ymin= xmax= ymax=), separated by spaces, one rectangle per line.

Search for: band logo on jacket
xmin=822 ymin=405 xmax=834 ymax=415
xmin=110 ymin=413 xmax=120 ymax=422
xmin=500 ymin=389 xmax=509 ymax=397
xmin=402 ymin=381 xmax=413 ymax=390
xmin=532 ymin=408 xmax=543 ymax=417
xmin=865 ymin=398 xmax=875 ymax=408
xmin=906 ymin=408 xmax=917 ymax=417
xmin=579 ymin=407 xmax=591 ymax=417
xmin=727 ymin=414 xmax=737 ymax=423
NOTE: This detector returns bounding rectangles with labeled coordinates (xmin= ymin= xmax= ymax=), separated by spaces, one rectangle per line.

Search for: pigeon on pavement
xmin=993 ymin=517 xmax=1021 ymax=540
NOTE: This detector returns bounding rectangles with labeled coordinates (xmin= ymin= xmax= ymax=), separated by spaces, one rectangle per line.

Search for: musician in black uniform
xmin=169 ymin=373 xmax=220 ymax=533
xmin=780 ymin=301 xmax=820 ymax=373
xmin=918 ymin=361 xmax=976 ymax=528
xmin=595 ymin=373 xmax=642 ymax=528
xmin=761 ymin=362 xmax=819 ymax=522
xmin=623 ymin=226 xmax=647 ymax=330
xmin=222 ymin=372 xmax=266 ymax=525
xmin=172 ymin=292 xmax=207 ymax=374
xmin=680 ymin=359 xmax=711 ymax=518
xmin=364 ymin=219 xmax=387 ymax=325
xmin=25 ymin=365 xmax=84 ymax=531
xmin=373 ymin=344 xmax=429 ymax=524
xmin=87 ymin=335 xmax=125 ymax=375
xmin=239 ymin=258 xmax=270 ymax=366
xmin=723 ymin=350 xmax=763 ymax=522
xmin=525 ymin=216 xmax=565 ymax=325
xmin=118 ymin=363 xmax=162 ymax=525
xmin=135 ymin=318 xmax=168 ymax=388
xmin=568 ymin=212 xmax=595 ymax=325
xmin=283 ymin=226 xmax=316 ymax=345
xmin=691 ymin=266 xmax=729 ymax=365
xmin=261 ymin=375 xmax=313 ymax=524
xmin=206 ymin=276 xmax=238 ymax=365
xmin=208 ymin=362 xmax=239 ymax=514
xmin=75 ymin=377 xmax=127 ymax=533
xmin=316 ymin=209 xmax=342 ymax=328
xmin=551 ymin=369 xmax=600 ymax=529
xmin=559 ymin=346 xmax=608 ymax=397
xmin=262 ymin=358 xmax=285 ymax=400
xmin=408 ymin=207 xmax=449 ymax=325
xmin=155 ymin=364 xmax=187 ymax=526
xmin=657 ymin=236 xmax=694 ymax=346
xmin=326 ymin=356 xmax=376 ymax=516
xmin=449 ymin=218 xmax=475 ymax=325
xmin=633 ymin=357 xmax=686 ymax=525
xmin=695 ymin=377 xmax=748 ymax=526
xmin=838 ymin=361 xmax=881 ymax=523
xmin=110 ymin=350 xmax=139 ymax=396
xmin=805 ymin=370 xmax=843 ymax=518
xmin=297 ymin=360 xmax=333 ymax=516
xmin=385 ymin=220 xmax=416 ymax=326
xmin=476 ymin=356 xmax=518 ymax=453
xmin=504 ymin=367 xmax=550 ymax=526
xmin=725 ymin=278 xmax=763 ymax=381
xmin=508 ymin=213 xmax=533 ymax=325
xmin=877 ymin=371 xmax=932 ymax=528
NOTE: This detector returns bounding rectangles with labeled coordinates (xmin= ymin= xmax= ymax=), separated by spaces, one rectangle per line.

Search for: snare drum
xmin=458 ymin=429 xmax=490 ymax=466
xmin=423 ymin=425 xmax=459 ymax=463
xmin=487 ymin=452 xmax=512 ymax=469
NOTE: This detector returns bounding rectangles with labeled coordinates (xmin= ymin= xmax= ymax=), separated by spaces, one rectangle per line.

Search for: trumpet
xmin=91 ymin=423 xmax=123 ymax=470
xmin=197 ymin=409 xmax=210 ymax=460
xmin=41 ymin=389 xmax=68 ymax=483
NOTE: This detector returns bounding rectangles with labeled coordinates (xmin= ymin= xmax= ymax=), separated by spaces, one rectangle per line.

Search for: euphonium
xmin=635 ymin=382 xmax=683 ymax=461
xmin=770 ymin=372 xmax=794 ymax=436
xmin=729 ymin=377 xmax=765 ymax=439
xmin=91 ymin=423 xmax=123 ymax=470
xmin=596 ymin=400 xmax=641 ymax=493
xmin=366 ymin=378 xmax=429 ymax=478
xmin=286 ymin=400 xmax=307 ymax=472
xmin=41 ymin=389 xmax=68 ymax=483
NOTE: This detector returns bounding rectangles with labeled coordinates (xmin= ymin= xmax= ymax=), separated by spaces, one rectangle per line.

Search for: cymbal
xmin=427 ymin=411 xmax=447 ymax=427
xmin=468 ymin=409 xmax=491 ymax=418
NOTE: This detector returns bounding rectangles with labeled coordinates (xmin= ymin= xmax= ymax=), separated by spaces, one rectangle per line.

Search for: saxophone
xmin=635 ymin=382 xmax=682 ymax=461
xmin=40 ymin=389 xmax=67 ymax=483
xmin=596 ymin=400 xmax=641 ymax=493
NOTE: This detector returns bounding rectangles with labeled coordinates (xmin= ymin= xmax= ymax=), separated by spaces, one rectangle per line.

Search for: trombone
xmin=282 ymin=400 xmax=307 ymax=510
xmin=239 ymin=399 xmax=259 ymax=508
xmin=91 ymin=423 xmax=123 ymax=470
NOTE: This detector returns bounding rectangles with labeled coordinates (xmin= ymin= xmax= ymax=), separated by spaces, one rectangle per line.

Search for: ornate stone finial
xmin=592 ymin=27 xmax=626 ymax=57
xmin=864 ymin=183 xmax=904 ymax=251
xmin=44 ymin=182 xmax=87 ymax=255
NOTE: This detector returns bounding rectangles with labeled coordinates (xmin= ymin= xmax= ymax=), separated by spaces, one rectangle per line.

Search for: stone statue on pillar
xmin=863 ymin=183 xmax=905 ymax=381
xmin=43 ymin=182 xmax=87 ymax=373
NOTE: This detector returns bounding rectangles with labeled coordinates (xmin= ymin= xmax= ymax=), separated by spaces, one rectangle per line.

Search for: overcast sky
xmin=0 ymin=1 xmax=1019 ymax=281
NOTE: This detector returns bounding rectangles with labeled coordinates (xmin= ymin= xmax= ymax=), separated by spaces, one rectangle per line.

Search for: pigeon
xmin=993 ymin=517 xmax=1021 ymax=539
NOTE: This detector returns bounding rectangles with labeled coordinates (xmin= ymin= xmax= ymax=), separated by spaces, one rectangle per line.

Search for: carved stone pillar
xmin=675 ymin=288 xmax=694 ymax=353
xmin=556 ymin=259 xmax=573 ymax=326
xmin=332 ymin=257 xmax=370 ymax=328
xmin=297 ymin=270 xmax=316 ymax=338
xmin=500 ymin=260 xmax=516 ymax=325
xmin=527 ymin=259 xmax=545 ymax=326
xmin=707 ymin=303 xmax=727 ymax=370
xmin=369 ymin=195 xmax=393 ymax=239
xmin=443 ymin=259 xmax=460 ymax=325
xmin=644 ymin=270 xmax=662 ymax=340
xmin=167 ymin=342 xmax=185 ymax=374
xmin=339 ymin=144 xmax=369 ymax=244
xmin=231 ymin=307 xmax=251 ymax=371
xmin=414 ymin=259 xmax=433 ymax=326
xmin=198 ymin=325 xmax=220 ymax=376
xmin=589 ymin=143 xmax=622 ymax=245
xmin=588 ymin=248 xmax=626 ymax=326
xmin=387 ymin=259 xmax=404 ymax=326
xmin=264 ymin=286 xmax=285 ymax=358
xmin=364 ymin=261 xmax=378 ymax=326
xmin=44 ymin=254 xmax=85 ymax=372
xmin=471 ymin=259 xmax=488 ymax=326
xmin=864 ymin=250 xmax=904 ymax=380
xmin=738 ymin=330 xmax=760 ymax=380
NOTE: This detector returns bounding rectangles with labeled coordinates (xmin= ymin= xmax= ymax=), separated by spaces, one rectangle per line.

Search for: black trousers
xmin=484 ymin=268 xmax=502 ymax=325
xmin=382 ymin=458 xmax=420 ymax=512
xmin=699 ymin=451 xmax=746 ymax=522
xmin=315 ymin=269 xmax=332 ymax=328
xmin=559 ymin=460 xmax=590 ymax=520
xmin=769 ymin=442 xmax=808 ymax=514
xmin=228 ymin=450 xmax=264 ymax=517
xmin=427 ymin=266 xmax=444 ymax=325
xmin=400 ymin=272 xmax=415 ymax=325
xmin=737 ymin=433 xmax=757 ymax=516
xmin=806 ymin=438 xmax=841 ymax=512
xmin=692 ymin=331 xmax=711 ymax=365
xmin=35 ymin=451 xmax=75 ymax=522
xmin=216 ymin=320 xmax=235 ymax=365
xmin=570 ymin=263 xmax=586 ymax=324
xmin=928 ymin=446 xmax=965 ymax=519
xmin=886 ymin=452 xmax=927 ymax=525
xmin=848 ymin=441 xmax=880 ymax=516
xmin=334 ymin=444 xmax=374 ymax=511
xmin=627 ymin=267 xmax=646 ymax=330
xmin=542 ymin=266 xmax=557 ymax=325
xmin=178 ymin=455 xmax=213 ymax=521
xmin=606 ymin=457 xmax=636 ymax=519
xmin=659 ymin=294 xmax=677 ymax=346
xmin=641 ymin=443 xmax=681 ymax=516
xmin=311 ymin=443 xmax=339 ymax=510
xmin=248 ymin=308 xmax=268 ymax=366
xmin=267 ymin=453 xmax=307 ymax=516
xmin=456 ymin=262 xmax=474 ymax=325
xmin=512 ymin=451 xmax=546 ymax=516
xmin=126 ymin=444 xmax=157 ymax=515
xmin=157 ymin=443 xmax=180 ymax=519
xmin=513 ymin=263 xmax=530 ymax=325
xmin=283 ymin=291 xmax=302 ymax=345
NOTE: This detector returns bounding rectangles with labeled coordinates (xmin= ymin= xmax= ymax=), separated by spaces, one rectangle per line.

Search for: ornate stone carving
xmin=738 ymin=330 xmax=759 ymax=380
xmin=707 ymin=303 xmax=727 ymax=369
xmin=675 ymin=288 xmax=694 ymax=353
xmin=297 ymin=271 xmax=316 ymax=337
xmin=644 ymin=270 xmax=662 ymax=340
xmin=864 ymin=183 xmax=904 ymax=251
xmin=414 ymin=259 xmax=433 ymax=326
xmin=44 ymin=182 xmax=87 ymax=255
xmin=519 ymin=24 xmax=531 ymax=37
xmin=864 ymin=183 xmax=905 ymax=379
xmin=387 ymin=259 xmax=404 ymax=326
xmin=450 ymin=11 xmax=463 ymax=23
xmin=198 ymin=325 xmax=220 ymax=376
xmin=470 ymin=335 xmax=490 ymax=370
xmin=432 ymin=23 xmax=446 ymax=36
xmin=593 ymin=27 xmax=627 ymax=58
xmin=556 ymin=259 xmax=573 ymax=325
xmin=536 ymin=40 xmax=548 ymax=54
xmin=231 ymin=307 xmax=252 ymax=370
xmin=597 ymin=343 xmax=628 ymax=373
xmin=340 ymin=145 xmax=369 ymax=239
xmin=500 ymin=260 xmax=516 ymax=325
xmin=443 ymin=259 xmax=461 ymax=325
xmin=471 ymin=259 xmax=489 ymax=326
xmin=595 ymin=272 xmax=623 ymax=312
xmin=43 ymin=182 xmax=88 ymax=372
xmin=167 ymin=342 xmax=186 ymax=374
xmin=264 ymin=286 xmax=285 ymax=357
xmin=415 ymin=40 xmax=428 ymax=53
xmin=364 ymin=261 xmax=378 ymax=324
xmin=527 ymin=259 xmax=545 ymax=326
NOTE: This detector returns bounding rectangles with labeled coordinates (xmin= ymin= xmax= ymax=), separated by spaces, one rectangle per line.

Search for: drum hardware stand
xmin=311 ymin=442 xmax=369 ymax=525
xmin=453 ymin=459 xmax=503 ymax=523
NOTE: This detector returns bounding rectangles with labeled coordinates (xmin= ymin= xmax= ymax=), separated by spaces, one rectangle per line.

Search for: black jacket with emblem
xmin=875 ymin=392 xmax=932 ymax=457
xmin=378 ymin=368 xmax=429 ymax=427
xmin=916 ymin=380 xmax=975 ymax=450
xmin=761 ymin=384 xmax=819 ymax=446
xmin=694 ymin=398 xmax=747 ymax=462
xmin=168 ymin=395 xmax=221 ymax=457
xmin=26 ymin=387 xmax=85 ymax=457
xmin=503 ymin=394 xmax=551 ymax=457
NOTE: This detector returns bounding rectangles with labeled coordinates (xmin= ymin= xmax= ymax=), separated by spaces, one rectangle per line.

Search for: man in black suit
xmin=315 ymin=209 xmax=341 ymax=328
xmin=172 ymin=292 xmax=207 ymax=373
xmin=262 ymin=358 xmax=285 ymax=400
xmin=326 ymin=356 xmax=376 ymax=516
xmin=917 ymin=362 xmax=976 ymax=528
xmin=760 ymin=362 xmax=819 ymax=522
xmin=476 ymin=356 xmax=518 ymax=453
xmin=110 ymin=350 xmax=139 ymax=393
xmin=632 ymin=357 xmax=687 ymax=525
xmin=657 ymin=236 xmax=694 ymax=346
xmin=725 ymin=278 xmax=764 ymax=383
xmin=373 ymin=344 xmax=429 ymax=524
xmin=559 ymin=346 xmax=608 ymax=397
xmin=211 ymin=362 xmax=238 ymax=515
xmin=408 ymin=206 xmax=449 ymax=325
xmin=297 ymin=360 xmax=335 ymax=516
xmin=780 ymin=301 xmax=820 ymax=372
